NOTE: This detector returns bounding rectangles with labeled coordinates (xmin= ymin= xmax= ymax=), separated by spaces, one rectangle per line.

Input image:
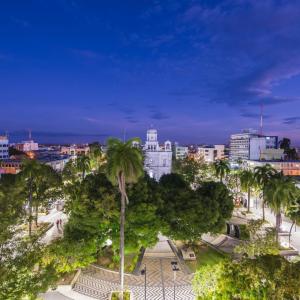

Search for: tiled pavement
xmin=73 ymin=261 xmax=195 ymax=300
xmin=73 ymin=236 xmax=195 ymax=299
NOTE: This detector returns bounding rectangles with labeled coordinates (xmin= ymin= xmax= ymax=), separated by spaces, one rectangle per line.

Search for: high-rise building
xmin=229 ymin=130 xmax=277 ymax=162
xmin=143 ymin=129 xmax=172 ymax=181
xmin=0 ymin=136 xmax=9 ymax=160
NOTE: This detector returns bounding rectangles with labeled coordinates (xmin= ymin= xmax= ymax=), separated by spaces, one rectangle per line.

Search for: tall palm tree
xmin=20 ymin=158 xmax=39 ymax=236
xmin=254 ymin=164 xmax=277 ymax=221
xmin=213 ymin=159 xmax=230 ymax=183
xmin=76 ymin=155 xmax=90 ymax=180
xmin=240 ymin=169 xmax=255 ymax=212
xmin=265 ymin=173 xmax=297 ymax=242
xmin=106 ymin=137 xmax=143 ymax=297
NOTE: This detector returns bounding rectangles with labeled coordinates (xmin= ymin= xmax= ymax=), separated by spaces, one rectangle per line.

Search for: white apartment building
xmin=174 ymin=143 xmax=188 ymax=160
xmin=229 ymin=130 xmax=278 ymax=162
xmin=0 ymin=136 xmax=9 ymax=160
xmin=197 ymin=145 xmax=225 ymax=163
xmin=143 ymin=129 xmax=172 ymax=181
xmin=15 ymin=140 xmax=39 ymax=152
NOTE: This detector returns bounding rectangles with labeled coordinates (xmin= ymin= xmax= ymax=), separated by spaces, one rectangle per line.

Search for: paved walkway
xmin=39 ymin=207 xmax=68 ymax=244
xmin=72 ymin=235 xmax=195 ymax=299
xmin=244 ymin=196 xmax=300 ymax=251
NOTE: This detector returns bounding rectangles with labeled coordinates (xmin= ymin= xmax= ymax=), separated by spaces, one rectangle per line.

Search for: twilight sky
xmin=1 ymin=0 xmax=300 ymax=145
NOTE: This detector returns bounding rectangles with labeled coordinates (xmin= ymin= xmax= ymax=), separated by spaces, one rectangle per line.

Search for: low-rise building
xmin=0 ymin=150 xmax=70 ymax=175
xmin=246 ymin=160 xmax=300 ymax=176
xmin=196 ymin=145 xmax=225 ymax=163
xmin=0 ymin=135 xmax=9 ymax=160
xmin=15 ymin=140 xmax=39 ymax=152
xmin=61 ymin=144 xmax=90 ymax=157
xmin=173 ymin=143 xmax=188 ymax=160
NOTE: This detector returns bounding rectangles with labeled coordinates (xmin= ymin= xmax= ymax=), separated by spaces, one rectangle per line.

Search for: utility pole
xmin=260 ymin=102 xmax=264 ymax=136
xmin=171 ymin=261 xmax=180 ymax=300
xmin=141 ymin=265 xmax=147 ymax=300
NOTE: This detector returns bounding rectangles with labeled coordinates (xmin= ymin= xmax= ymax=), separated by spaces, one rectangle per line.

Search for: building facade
xmin=173 ymin=143 xmax=188 ymax=160
xmin=61 ymin=144 xmax=90 ymax=157
xmin=197 ymin=145 xmax=225 ymax=163
xmin=230 ymin=130 xmax=278 ymax=162
xmin=246 ymin=160 xmax=300 ymax=177
xmin=143 ymin=129 xmax=172 ymax=181
xmin=15 ymin=140 xmax=39 ymax=152
xmin=0 ymin=136 xmax=9 ymax=160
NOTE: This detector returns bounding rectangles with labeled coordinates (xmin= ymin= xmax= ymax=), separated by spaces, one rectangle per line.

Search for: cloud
xmin=84 ymin=117 xmax=102 ymax=124
xmin=283 ymin=117 xmax=300 ymax=125
xmin=179 ymin=1 xmax=300 ymax=107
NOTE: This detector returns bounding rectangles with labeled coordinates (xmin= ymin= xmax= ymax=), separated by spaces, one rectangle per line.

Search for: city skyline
xmin=1 ymin=1 xmax=300 ymax=145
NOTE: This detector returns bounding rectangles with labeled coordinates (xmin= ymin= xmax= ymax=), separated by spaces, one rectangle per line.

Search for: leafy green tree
xmin=125 ymin=174 xmax=163 ymax=251
xmin=0 ymin=174 xmax=25 ymax=245
xmin=173 ymin=156 xmax=212 ymax=185
xmin=64 ymin=172 xmax=118 ymax=243
xmin=0 ymin=236 xmax=58 ymax=300
xmin=264 ymin=173 xmax=297 ymax=242
xmin=62 ymin=159 xmax=78 ymax=183
xmin=240 ymin=169 xmax=256 ymax=212
xmin=106 ymin=137 xmax=144 ymax=297
xmin=234 ymin=219 xmax=279 ymax=257
xmin=213 ymin=159 xmax=230 ymax=183
xmin=254 ymin=164 xmax=277 ymax=221
xmin=76 ymin=155 xmax=91 ymax=180
xmin=158 ymin=174 xmax=234 ymax=241
xmin=193 ymin=255 xmax=300 ymax=300
xmin=279 ymin=137 xmax=298 ymax=160
xmin=20 ymin=158 xmax=40 ymax=236
xmin=226 ymin=171 xmax=242 ymax=204
xmin=32 ymin=164 xmax=62 ymax=227
xmin=89 ymin=142 xmax=106 ymax=172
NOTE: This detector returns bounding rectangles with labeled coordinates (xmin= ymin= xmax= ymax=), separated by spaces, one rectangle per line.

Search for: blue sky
xmin=1 ymin=0 xmax=300 ymax=145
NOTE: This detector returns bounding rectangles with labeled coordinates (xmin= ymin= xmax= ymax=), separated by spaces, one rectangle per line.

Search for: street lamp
xmin=171 ymin=261 xmax=180 ymax=300
xmin=140 ymin=264 xmax=147 ymax=300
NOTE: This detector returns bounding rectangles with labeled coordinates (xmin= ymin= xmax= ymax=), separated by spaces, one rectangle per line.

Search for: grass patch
xmin=185 ymin=243 xmax=225 ymax=273
xmin=110 ymin=291 xmax=131 ymax=300
xmin=97 ymin=247 xmax=138 ymax=273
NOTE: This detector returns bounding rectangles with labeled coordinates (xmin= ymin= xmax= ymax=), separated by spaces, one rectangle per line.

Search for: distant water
xmin=6 ymin=131 xmax=110 ymax=145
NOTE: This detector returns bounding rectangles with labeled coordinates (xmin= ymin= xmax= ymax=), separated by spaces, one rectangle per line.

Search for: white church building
xmin=143 ymin=129 xmax=172 ymax=181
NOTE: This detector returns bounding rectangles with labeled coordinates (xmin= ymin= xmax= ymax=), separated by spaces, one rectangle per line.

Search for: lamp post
xmin=171 ymin=261 xmax=180 ymax=300
xmin=141 ymin=264 xmax=147 ymax=300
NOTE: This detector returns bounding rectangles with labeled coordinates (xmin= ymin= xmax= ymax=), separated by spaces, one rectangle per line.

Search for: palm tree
xmin=286 ymin=194 xmax=300 ymax=247
xmin=76 ymin=155 xmax=90 ymax=180
xmin=213 ymin=159 xmax=230 ymax=183
xmin=20 ymin=158 xmax=39 ymax=236
xmin=264 ymin=173 xmax=297 ymax=242
xmin=106 ymin=137 xmax=143 ymax=298
xmin=240 ymin=169 xmax=255 ymax=212
xmin=254 ymin=164 xmax=277 ymax=221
